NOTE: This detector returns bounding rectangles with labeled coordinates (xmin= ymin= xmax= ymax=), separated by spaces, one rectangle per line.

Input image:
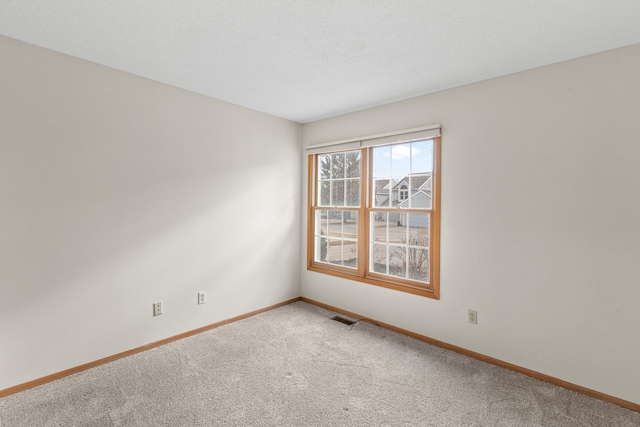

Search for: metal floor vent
xmin=331 ymin=315 xmax=356 ymax=326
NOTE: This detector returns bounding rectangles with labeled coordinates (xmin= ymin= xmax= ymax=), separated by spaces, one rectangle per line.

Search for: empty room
xmin=1 ymin=1 xmax=639 ymax=426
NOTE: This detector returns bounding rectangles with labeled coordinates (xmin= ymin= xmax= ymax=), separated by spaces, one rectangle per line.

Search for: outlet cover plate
xmin=198 ymin=291 xmax=206 ymax=305
xmin=468 ymin=309 xmax=478 ymax=324
xmin=153 ymin=301 xmax=163 ymax=316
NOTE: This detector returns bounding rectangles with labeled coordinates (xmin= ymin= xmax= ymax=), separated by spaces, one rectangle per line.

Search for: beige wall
xmin=301 ymin=44 xmax=640 ymax=404
xmin=3 ymin=31 xmax=639 ymax=406
xmin=0 ymin=36 xmax=301 ymax=391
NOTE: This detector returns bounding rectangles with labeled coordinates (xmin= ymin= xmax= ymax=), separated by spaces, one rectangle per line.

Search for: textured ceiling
xmin=1 ymin=1 xmax=640 ymax=123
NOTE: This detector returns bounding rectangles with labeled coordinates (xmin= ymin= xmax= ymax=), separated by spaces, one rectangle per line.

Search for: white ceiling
xmin=2 ymin=1 xmax=640 ymax=123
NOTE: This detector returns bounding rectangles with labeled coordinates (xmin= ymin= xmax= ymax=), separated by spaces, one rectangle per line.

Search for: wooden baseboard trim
xmin=300 ymin=297 xmax=640 ymax=413
xmin=0 ymin=297 xmax=301 ymax=399
xmin=4 ymin=295 xmax=638 ymax=413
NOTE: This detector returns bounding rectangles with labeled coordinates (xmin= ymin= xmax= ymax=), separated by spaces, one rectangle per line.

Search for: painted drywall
xmin=0 ymin=36 xmax=301 ymax=391
xmin=301 ymin=44 xmax=640 ymax=404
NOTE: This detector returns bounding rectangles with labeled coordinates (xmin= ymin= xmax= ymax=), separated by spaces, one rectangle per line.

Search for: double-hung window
xmin=307 ymin=126 xmax=441 ymax=298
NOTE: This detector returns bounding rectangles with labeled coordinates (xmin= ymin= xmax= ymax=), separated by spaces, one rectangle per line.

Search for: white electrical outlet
xmin=153 ymin=301 xmax=163 ymax=316
xmin=198 ymin=291 xmax=206 ymax=305
xmin=468 ymin=309 xmax=478 ymax=324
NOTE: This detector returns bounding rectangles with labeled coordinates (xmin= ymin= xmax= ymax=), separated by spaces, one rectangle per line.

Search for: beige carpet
xmin=0 ymin=301 xmax=638 ymax=426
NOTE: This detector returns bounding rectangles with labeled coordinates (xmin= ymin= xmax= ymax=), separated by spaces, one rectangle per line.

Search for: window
xmin=399 ymin=185 xmax=409 ymax=201
xmin=307 ymin=128 xmax=441 ymax=298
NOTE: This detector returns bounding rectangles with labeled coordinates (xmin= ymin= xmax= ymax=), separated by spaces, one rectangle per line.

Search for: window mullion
xmin=386 ymin=215 xmax=390 ymax=276
xmin=409 ymin=144 xmax=412 ymax=209
xmin=359 ymin=148 xmax=367 ymax=277
xmin=341 ymin=212 xmax=345 ymax=267
xmin=405 ymin=214 xmax=409 ymax=278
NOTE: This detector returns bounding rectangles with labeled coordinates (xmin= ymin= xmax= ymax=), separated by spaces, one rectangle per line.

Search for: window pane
xmin=371 ymin=243 xmax=388 ymax=275
xmin=372 ymin=140 xmax=434 ymax=209
xmin=316 ymin=210 xmax=328 ymax=231
xmin=405 ymin=215 xmax=430 ymax=283
xmin=373 ymin=146 xmax=391 ymax=177
xmin=345 ymin=151 xmax=361 ymax=179
xmin=331 ymin=153 xmax=345 ymax=179
xmin=330 ymin=181 xmax=344 ymax=206
xmin=407 ymin=214 xmax=430 ymax=242
xmin=372 ymin=212 xmax=400 ymax=242
xmin=409 ymin=248 xmax=429 ymax=282
xmin=389 ymin=246 xmax=406 ymax=278
xmin=411 ymin=139 xmax=433 ymax=175
xmin=345 ymin=179 xmax=360 ymax=206
xmin=326 ymin=210 xmax=342 ymax=235
xmin=373 ymin=179 xmax=391 ymax=207
xmin=406 ymin=174 xmax=432 ymax=209
xmin=317 ymin=150 xmax=360 ymax=208
xmin=373 ymin=145 xmax=391 ymax=208
xmin=317 ymin=236 xmax=329 ymax=262
xmin=369 ymin=212 xmax=430 ymax=284
xmin=314 ymin=210 xmax=328 ymax=263
xmin=371 ymin=213 xmax=389 ymax=243
xmin=411 ymin=140 xmax=433 ymax=209
xmin=390 ymin=143 xmax=412 ymax=177
xmin=319 ymin=154 xmax=331 ymax=180
xmin=315 ymin=210 xmax=357 ymax=269
xmin=319 ymin=181 xmax=330 ymax=206
xmin=421 ymin=176 xmax=432 ymax=209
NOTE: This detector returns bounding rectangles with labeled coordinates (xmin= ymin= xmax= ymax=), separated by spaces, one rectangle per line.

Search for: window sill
xmin=307 ymin=264 xmax=439 ymax=299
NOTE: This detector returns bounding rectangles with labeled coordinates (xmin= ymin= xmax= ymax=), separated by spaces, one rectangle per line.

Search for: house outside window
xmin=307 ymin=126 xmax=441 ymax=298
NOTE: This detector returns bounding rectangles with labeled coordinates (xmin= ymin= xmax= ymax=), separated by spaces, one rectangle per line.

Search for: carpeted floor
xmin=1 ymin=301 xmax=638 ymax=426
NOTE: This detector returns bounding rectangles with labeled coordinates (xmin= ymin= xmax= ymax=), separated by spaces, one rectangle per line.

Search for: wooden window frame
xmin=307 ymin=137 xmax=441 ymax=299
